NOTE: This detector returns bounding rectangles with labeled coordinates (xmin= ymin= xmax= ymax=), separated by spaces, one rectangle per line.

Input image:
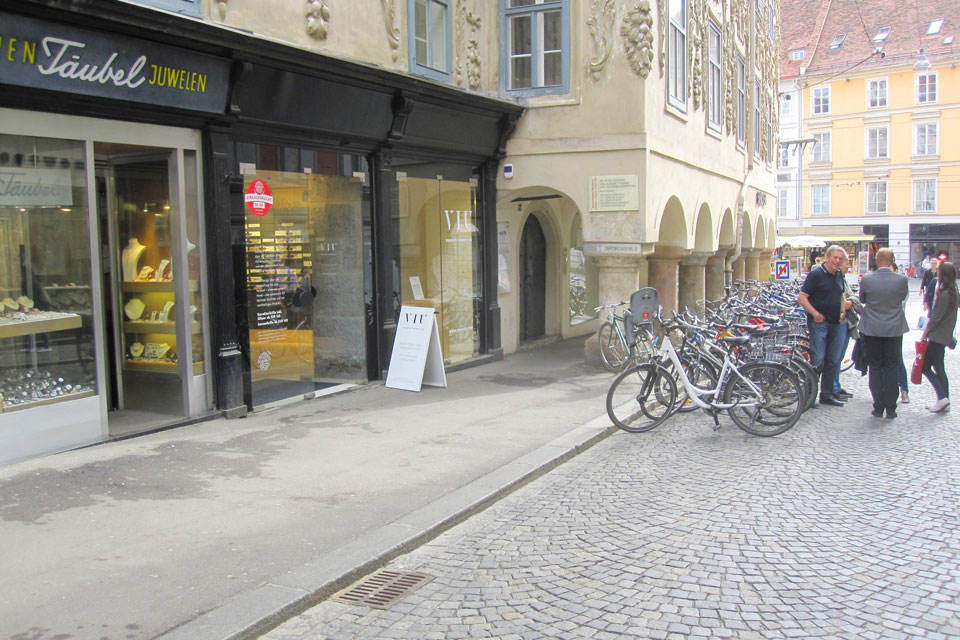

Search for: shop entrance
xmin=519 ymin=215 xmax=546 ymax=341
xmin=95 ymin=143 xmax=208 ymax=436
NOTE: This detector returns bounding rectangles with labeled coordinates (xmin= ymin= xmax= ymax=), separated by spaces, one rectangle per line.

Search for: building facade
xmin=778 ymin=0 xmax=960 ymax=273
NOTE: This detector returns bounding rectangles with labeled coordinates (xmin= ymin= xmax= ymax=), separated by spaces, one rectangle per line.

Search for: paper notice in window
xmin=410 ymin=276 xmax=425 ymax=301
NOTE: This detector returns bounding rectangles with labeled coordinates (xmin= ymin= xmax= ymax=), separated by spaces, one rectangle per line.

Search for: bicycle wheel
xmin=722 ymin=362 xmax=803 ymax=436
xmin=606 ymin=363 xmax=677 ymax=432
xmin=598 ymin=322 xmax=628 ymax=372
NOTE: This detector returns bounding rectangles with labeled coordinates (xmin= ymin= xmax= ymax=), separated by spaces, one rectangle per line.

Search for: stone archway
xmin=519 ymin=213 xmax=547 ymax=341
xmin=649 ymin=197 xmax=688 ymax=317
xmin=679 ymin=204 xmax=714 ymax=316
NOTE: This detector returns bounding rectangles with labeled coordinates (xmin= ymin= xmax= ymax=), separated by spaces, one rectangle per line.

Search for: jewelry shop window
xmin=0 ymin=134 xmax=97 ymax=413
xmin=392 ymin=162 xmax=482 ymax=365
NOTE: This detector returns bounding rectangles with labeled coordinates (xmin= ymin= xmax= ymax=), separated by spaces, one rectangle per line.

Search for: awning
xmin=818 ymin=234 xmax=875 ymax=242
xmin=777 ymin=235 xmax=825 ymax=248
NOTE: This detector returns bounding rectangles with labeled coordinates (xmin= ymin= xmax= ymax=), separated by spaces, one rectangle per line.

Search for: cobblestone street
xmin=263 ymin=336 xmax=960 ymax=639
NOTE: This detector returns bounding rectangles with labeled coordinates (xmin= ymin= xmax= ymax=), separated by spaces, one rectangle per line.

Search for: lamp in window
xmin=915 ymin=50 xmax=931 ymax=71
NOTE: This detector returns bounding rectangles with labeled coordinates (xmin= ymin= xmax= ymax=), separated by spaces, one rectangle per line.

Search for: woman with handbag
xmin=920 ymin=261 xmax=958 ymax=413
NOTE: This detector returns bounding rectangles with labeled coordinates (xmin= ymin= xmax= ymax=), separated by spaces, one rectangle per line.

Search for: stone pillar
xmin=595 ymin=255 xmax=643 ymax=323
xmin=744 ymin=250 xmax=761 ymax=282
xmin=678 ymin=253 xmax=710 ymax=317
xmin=706 ymin=250 xmax=728 ymax=302
xmin=759 ymin=251 xmax=774 ymax=281
xmin=733 ymin=256 xmax=746 ymax=282
xmin=647 ymin=249 xmax=687 ymax=319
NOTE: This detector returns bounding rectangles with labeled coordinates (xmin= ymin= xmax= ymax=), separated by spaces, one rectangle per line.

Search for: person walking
xmin=858 ymin=248 xmax=910 ymax=419
xmin=832 ymin=251 xmax=855 ymax=400
xmin=922 ymin=258 xmax=939 ymax=316
xmin=920 ymin=261 xmax=958 ymax=414
xmin=891 ymin=262 xmax=910 ymax=403
xmin=797 ymin=245 xmax=847 ymax=407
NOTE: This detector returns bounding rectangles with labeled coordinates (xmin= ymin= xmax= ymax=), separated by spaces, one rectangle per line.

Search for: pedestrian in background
xmin=891 ymin=262 xmax=910 ymax=403
xmin=921 ymin=261 xmax=958 ymax=414
xmin=922 ymin=258 xmax=939 ymax=317
xmin=832 ymin=250 xmax=855 ymax=400
xmin=797 ymin=245 xmax=847 ymax=407
xmin=858 ymin=248 xmax=909 ymax=419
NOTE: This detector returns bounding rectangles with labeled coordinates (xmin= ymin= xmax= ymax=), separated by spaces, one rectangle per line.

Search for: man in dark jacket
xmin=797 ymin=245 xmax=847 ymax=407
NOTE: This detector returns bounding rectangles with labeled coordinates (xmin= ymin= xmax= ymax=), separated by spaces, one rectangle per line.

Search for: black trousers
xmin=861 ymin=334 xmax=904 ymax=412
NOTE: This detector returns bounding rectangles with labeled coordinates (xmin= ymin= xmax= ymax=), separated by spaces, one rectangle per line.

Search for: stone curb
xmin=156 ymin=414 xmax=618 ymax=640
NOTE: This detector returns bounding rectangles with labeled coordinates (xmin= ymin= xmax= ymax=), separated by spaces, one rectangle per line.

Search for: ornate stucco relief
xmin=454 ymin=0 xmax=482 ymax=89
xmin=688 ymin=0 xmax=705 ymax=110
xmin=732 ymin=0 xmax=747 ymax=49
xmin=722 ymin=2 xmax=737 ymax=136
xmin=657 ymin=0 xmax=666 ymax=77
xmin=305 ymin=0 xmax=331 ymax=40
xmin=621 ymin=1 xmax=655 ymax=78
xmin=382 ymin=0 xmax=402 ymax=61
xmin=587 ymin=0 xmax=618 ymax=80
xmin=215 ymin=0 xmax=228 ymax=20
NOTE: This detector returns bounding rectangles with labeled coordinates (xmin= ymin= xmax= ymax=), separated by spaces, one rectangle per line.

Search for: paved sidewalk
xmin=0 ymin=336 xmax=614 ymax=640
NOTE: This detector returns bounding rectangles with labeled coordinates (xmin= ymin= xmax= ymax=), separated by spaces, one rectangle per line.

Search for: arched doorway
xmin=520 ymin=215 xmax=546 ymax=340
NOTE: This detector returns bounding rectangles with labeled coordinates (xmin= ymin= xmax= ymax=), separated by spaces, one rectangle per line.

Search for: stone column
xmin=758 ymin=251 xmax=774 ymax=281
xmin=744 ymin=250 xmax=761 ymax=282
xmin=678 ymin=252 xmax=710 ymax=317
xmin=706 ymin=250 xmax=728 ymax=302
xmin=647 ymin=248 xmax=687 ymax=318
xmin=595 ymin=255 xmax=643 ymax=323
xmin=732 ymin=256 xmax=746 ymax=282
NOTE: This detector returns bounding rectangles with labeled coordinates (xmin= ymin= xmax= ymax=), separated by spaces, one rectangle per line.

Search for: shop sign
xmin=583 ymin=242 xmax=643 ymax=255
xmin=385 ymin=306 xmax=447 ymax=392
xmin=0 ymin=11 xmax=230 ymax=113
xmin=245 ymin=179 xmax=273 ymax=217
xmin=0 ymin=168 xmax=73 ymax=206
xmin=589 ymin=174 xmax=639 ymax=212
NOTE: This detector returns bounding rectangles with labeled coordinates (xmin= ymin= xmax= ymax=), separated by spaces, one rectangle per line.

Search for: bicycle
xmin=595 ymin=302 xmax=656 ymax=372
xmin=606 ymin=329 xmax=804 ymax=437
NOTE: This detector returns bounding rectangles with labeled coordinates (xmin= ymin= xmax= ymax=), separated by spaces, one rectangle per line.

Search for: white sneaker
xmin=900 ymin=390 xmax=910 ymax=404
xmin=929 ymin=398 xmax=951 ymax=413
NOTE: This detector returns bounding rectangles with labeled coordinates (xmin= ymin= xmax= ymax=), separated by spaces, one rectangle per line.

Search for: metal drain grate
xmin=332 ymin=569 xmax=435 ymax=610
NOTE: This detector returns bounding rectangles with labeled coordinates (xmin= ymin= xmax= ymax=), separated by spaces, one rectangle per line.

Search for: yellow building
xmin=779 ymin=0 xmax=960 ymax=272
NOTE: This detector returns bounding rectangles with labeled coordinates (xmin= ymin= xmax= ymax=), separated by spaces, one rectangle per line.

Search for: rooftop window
xmin=829 ymin=33 xmax=846 ymax=48
xmin=927 ymin=19 xmax=943 ymax=35
xmin=789 ymin=49 xmax=806 ymax=60
xmin=873 ymin=27 xmax=891 ymax=43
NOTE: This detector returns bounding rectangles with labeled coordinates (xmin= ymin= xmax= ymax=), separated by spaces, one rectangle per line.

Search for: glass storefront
xmin=392 ymin=164 xmax=482 ymax=365
xmin=0 ymin=110 xmax=212 ymax=463
xmin=569 ymin=213 xmax=598 ymax=325
xmin=239 ymin=149 xmax=370 ymax=408
xmin=0 ymin=134 xmax=97 ymax=412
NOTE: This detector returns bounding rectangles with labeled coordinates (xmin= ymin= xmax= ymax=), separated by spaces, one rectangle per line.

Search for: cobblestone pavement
xmin=263 ymin=336 xmax=960 ymax=639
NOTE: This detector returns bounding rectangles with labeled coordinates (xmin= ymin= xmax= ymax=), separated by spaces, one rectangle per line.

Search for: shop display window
xmin=0 ymin=134 xmax=97 ymax=412
xmin=569 ymin=213 xmax=598 ymax=325
xmin=392 ymin=165 xmax=482 ymax=364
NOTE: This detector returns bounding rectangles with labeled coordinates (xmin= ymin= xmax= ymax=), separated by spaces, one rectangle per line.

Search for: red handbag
xmin=911 ymin=340 xmax=928 ymax=385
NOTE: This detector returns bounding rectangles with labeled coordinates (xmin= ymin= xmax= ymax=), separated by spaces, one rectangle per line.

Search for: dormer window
xmin=873 ymin=27 xmax=891 ymax=43
xmin=829 ymin=33 xmax=846 ymax=48
xmin=789 ymin=49 xmax=806 ymax=60
xmin=927 ymin=19 xmax=943 ymax=35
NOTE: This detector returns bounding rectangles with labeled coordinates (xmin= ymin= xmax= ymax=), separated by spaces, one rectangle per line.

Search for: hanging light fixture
xmin=914 ymin=49 xmax=931 ymax=70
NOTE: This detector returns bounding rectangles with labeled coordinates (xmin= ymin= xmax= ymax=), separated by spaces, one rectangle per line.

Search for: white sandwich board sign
xmin=385 ymin=306 xmax=447 ymax=391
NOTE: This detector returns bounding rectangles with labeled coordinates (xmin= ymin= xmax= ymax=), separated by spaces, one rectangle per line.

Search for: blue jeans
xmin=832 ymin=322 xmax=850 ymax=393
xmin=808 ymin=317 xmax=844 ymax=400
xmin=897 ymin=359 xmax=908 ymax=392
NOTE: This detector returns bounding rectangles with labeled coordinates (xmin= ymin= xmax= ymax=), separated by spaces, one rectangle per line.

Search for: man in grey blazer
xmin=858 ymin=248 xmax=910 ymax=418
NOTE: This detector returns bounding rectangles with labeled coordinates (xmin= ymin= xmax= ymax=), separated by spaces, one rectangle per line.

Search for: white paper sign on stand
xmin=385 ymin=306 xmax=448 ymax=391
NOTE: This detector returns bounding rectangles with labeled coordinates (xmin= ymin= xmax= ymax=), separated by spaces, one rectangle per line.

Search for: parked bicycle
xmin=595 ymin=301 xmax=657 ymax=372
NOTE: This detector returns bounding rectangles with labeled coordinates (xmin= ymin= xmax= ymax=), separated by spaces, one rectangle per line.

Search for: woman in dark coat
xmin=921 ymin=261 xmax=958 ymax=413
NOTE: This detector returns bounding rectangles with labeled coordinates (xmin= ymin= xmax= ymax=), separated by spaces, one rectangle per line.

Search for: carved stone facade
xmin=454 ymin=0 xmax=482 ymax=89
xmin=620 ymin=1 xmax=655 ymax=78
xmin=587 ymin=0 xmax=617 ymax=79
xmin=657 ymin=0 xmax=667 ymax=77
xmin=381 ymin=0 xmax=401 ymax=61
xmin=305 ymin=0 xmax=331 ymax=40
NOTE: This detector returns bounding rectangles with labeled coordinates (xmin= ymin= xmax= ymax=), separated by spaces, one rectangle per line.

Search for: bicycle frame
xmin=658 ymin=335 xmax=764 ymax=411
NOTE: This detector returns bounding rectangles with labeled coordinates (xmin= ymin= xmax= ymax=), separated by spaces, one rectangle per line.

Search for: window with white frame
xmin=411 ymin=0 xmax=450 ymax=77
xmin=866 ymin=127 xmax=888 ymax=159
xmin=789 ymin=49 xmax=806 ymax=61
xmin=708 ymin=22 xmax=722 ymax=129
xmin=811 ymin=184 xmax=830 ymax=216
xmin=668 ymin=0 xmax=687 ymax=109
xmin=766 ymin=96 xmax=773 ymax=160
xmin=779 ymin=145 xmax=790 ymax=168
xmin=736 ymin=56 xmax=746 ymax=146
xmin=927 ymin=19 xmax=943 ymax=35
xmin=753 ymin=80 xmax=761 ymax=156
xmin=917 ymin=72 xmax=937 ymax=103
xmin=778 ymin=189 xmax=788 ymax=217
xmin=780 ymin=93 xmax=791 ymax=115
xmin=915 ymin=123 xmax=938 ymax=155
xmin=812 ymin=86 xmax=830 ymax=114
xmin=130 ymin=0 xmax=201 ymax=16
xmin=866 ymin=181 xmax=888 ymax=214
xmin=811 ymin=132 xmax=831 ymax=163
xmin=503 ymin=0 xmax=568 ymax=92
xmin=914 ymin=179 xmax=937 ymax=212
xmin=867 ymin=79 xmax=887 ymax=108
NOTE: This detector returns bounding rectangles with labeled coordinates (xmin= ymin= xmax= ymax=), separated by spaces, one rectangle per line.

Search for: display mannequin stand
xmin=121 ymin=239 xmax=147 ymax=281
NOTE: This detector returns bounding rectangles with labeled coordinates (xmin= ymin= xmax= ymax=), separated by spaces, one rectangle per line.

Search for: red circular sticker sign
xmin=245 ymin=179 xmax=274 ymax=217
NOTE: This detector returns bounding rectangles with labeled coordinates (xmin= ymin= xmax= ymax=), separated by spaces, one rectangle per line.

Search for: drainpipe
xmin=725 ymin=164 xmax=754 ymax=287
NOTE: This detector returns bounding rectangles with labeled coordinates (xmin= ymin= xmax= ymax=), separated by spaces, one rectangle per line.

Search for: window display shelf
xmin=121 ymin=280 xmax=199 ymax=293
xmin=125 ymin=358 xmax=204 ymax=375
xmin=2 ymin=389 xmax=96 ymax=414
xmin=124 ymin=321 xmax=201 ymax=335
xmin=0 ymin=313 xmax=82 ymax=339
